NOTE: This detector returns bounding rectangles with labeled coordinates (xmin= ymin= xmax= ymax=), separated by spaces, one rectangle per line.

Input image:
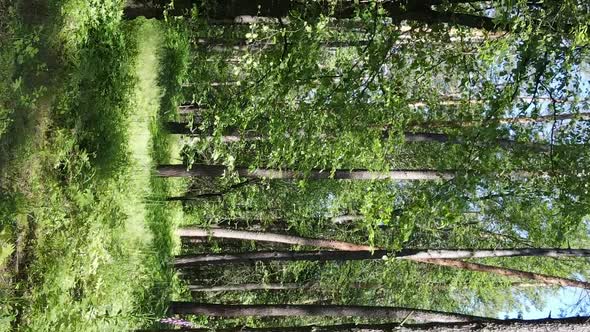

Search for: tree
xmin=165 ymin=120 xmax=550 ymax=151
xmin=174 ymin=248 xmax=590 ymax=265
xmin=157 ymin=164 xmax=455 ymax=180
xmin=137 ymin=316 xmax=590 ymax=331
xmin=174 ymin=249 xmax=590 ymax=289
xmin=177 ymin=227 xmax=375 ymax=250
xmin=124 ymin=0 xmax=499 ymax=31
xmin=154 ymin=0 xmax=590 ymax=327
xmin=167 ymin=302 xmax=489 ymax=322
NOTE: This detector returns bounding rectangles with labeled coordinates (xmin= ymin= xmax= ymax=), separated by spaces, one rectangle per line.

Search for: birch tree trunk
xmin=175 ymin=248 xmax=590 ymax=266
xmin=174 ymin=249 xmax=590 ymax=289
xmin=416 ymin=258 xmax=590 ymax=289
xmin=163 ymin=121 xmax=547 ymax=151
xmin=188 ymin=283 xmax=302 ymax=292
xmin=168 ymin=302 xmax=490 ymax=322
xmin=157 ymin=164 xmax=454 ymax=180
xmin=410 ymin=112 xmax=590 ymax=128
xmin=136 ymin=316 xmax=590 ymax=331
xmin=177 ymin=227 xmax=375 ymax=251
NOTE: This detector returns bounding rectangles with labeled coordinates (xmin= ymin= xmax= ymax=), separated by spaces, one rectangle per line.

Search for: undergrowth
xmin=0 ymin=1 xmax=179 ymax=331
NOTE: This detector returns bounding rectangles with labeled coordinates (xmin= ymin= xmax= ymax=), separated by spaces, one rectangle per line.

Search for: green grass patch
xmin=0 ymin=1 xmax=183 ymax=331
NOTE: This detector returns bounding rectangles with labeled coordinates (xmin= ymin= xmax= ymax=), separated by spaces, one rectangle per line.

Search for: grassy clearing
xmin=0 ymin=1 xmax=182 ymax=331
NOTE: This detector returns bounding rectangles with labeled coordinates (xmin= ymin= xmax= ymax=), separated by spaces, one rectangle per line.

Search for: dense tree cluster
xmin=126 ymin=0 xmax=590 ymax=330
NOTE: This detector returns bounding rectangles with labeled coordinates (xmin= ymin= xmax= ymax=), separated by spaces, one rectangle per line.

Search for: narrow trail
xmin=124 ymin=19 xmax=164 ymax=244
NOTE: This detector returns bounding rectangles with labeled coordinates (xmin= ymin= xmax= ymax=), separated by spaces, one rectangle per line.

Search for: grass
xmin=0 ymin=1 xmax=184 ymax=331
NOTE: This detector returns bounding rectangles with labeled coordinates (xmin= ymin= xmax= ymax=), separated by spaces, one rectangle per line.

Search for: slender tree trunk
xmin=416 ymin=258 xmax=590 ymax=290
xmin=332 ymin=215 xmax=364 ymax=224
xmin=188 ymin=283 xmax=303 ymax=292
xmin=194 ymin=37 xmax=372 ymax=49
xmin=178 ymin=103 xmax=206 ymax=115
xmin=163 ymin=121 xmax=546 ymax=151
xmin=157 ymin=164 xmax=454 ymax=180
xmin=410 ymin=112 xmax=590 ymax=128
xmin=137 ymin=316 xmax=590 ymax=332
xmin=168 ymin=302 xmax=491 ymax=322
xmin=177 ymin=227 xmax=375 ymax=251
xmin=409 ymin=96 xmax=584 ymax=108
xmin=174 ymin=248 xmax=590 ymax=267
xmin=174 ymin=249 xmax=590 ymax=289
xmin=123 ymin=0 xmax=500 ymax=31
xmin=400 ymin=132 xmax=549 ymax=151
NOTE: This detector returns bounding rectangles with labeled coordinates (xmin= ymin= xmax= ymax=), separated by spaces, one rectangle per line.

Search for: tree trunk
xmin=177 ymin=227 xmax=375 ymax=251
xmin=178 ymin=103 xmax=206 ymax=115
xmin=194 ymin=37 xmax=372 ymax=49
xmin=137 ymin=316 xmax=590 ymax=331
xmin=400 ymin=132 xmax=549 ymax=152
xmin=187 ymin=281 xmax=538 ymax=293
xmin=174 ymin=248 xmax=590 ymax=267
xmin=123 ymin=0 xmax=500 ymax=31
xmin=163 ymin=121 xmax=546 ymax=151
xmin=157 ymin=164 xmax=454 ymax=180
xmin=410 ymin=112 xmax=590 ymax=128
xmin=163 ymin=121 xmax=198 ymax=135
xmin=416 ymin=258 xmax=590 ymax=290
xmin=332 ymin=215 xmax=364 ymax=224
xmin=174 ymin=249 xmax=590 ymax=289
xmin=167 ymin=302 xmax=491 ymax=323
xmin=188 ymin=283 xmax=303 ymax=292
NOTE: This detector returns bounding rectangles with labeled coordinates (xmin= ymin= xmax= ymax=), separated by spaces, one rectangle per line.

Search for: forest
xmin=0 ymin=0 xmax=589 ymax=331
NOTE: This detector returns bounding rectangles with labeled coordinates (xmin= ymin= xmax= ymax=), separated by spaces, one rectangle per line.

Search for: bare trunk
xmin=194 ymin=37 xmax=372 ymax=49
xmin=400 ymin=132 xmax=549 ymax=151
xmin=168 ymin=302 xmax=490 ymax=322
xmin=175 ymin=249 xmax=590 ymax=289
xmin=163 ymin=122 xmax=545 ymax=151
xmin=416 ymin=258 xmax=590 ymax=290
xmin=188 ymin=283 xmax=302 ymax=292
xmin=176 ymin=227 xmax=375 ymax=251
xmin=411 ymin=112 xmax=590 ymax=128
xmin=174 ymin=248 xmax=590 ymax=267
xmin=177 ymin=227 xmax=375 ymax=251
xmin=137 ymin=316 xmax=590 ymax=331
xmin=157 ymin=164 xmax=454 ymax=180
xmin=123 ymin=0 xmax=501 ymax=31
xmin=174 ymin=250 xmax=386 ymax=266
xmin=178 ymin=103 xmax=206 ymax=115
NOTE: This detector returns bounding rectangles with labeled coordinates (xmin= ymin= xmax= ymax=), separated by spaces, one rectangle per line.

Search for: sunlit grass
xmin=0 ymin=2 xmax=184 ymax=330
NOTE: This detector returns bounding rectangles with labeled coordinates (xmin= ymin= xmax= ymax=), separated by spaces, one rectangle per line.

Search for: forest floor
xmin=0 ymin=1 xmax=184 ymax=331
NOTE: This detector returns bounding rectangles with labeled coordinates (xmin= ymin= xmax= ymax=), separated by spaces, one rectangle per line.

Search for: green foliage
xmin=164 ymin=0 xmax=590 ymax=328
xmin=0 ymin=1 xmax=184 ymax=331
xmin=2 ymin=0 xmax=589 ymax=330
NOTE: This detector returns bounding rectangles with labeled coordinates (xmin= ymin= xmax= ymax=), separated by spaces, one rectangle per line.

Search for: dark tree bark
xmin=163 ymin=121 xmax=198 ymax=135
xmin=167 ymin=302 xmax=491 ymax=322
xmin=137 ymin=316 xmax=590 ymax=331
xmin=123 ymin=0 xmax=500 ymax=31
